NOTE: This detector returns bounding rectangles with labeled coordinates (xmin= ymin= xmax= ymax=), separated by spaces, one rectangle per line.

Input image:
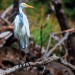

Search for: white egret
xmin=14 ymin=3 xmax=33 ymax=66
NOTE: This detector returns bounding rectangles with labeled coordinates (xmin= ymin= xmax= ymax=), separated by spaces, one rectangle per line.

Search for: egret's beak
xmin=24 ymin=3 xmax=34 ymax=8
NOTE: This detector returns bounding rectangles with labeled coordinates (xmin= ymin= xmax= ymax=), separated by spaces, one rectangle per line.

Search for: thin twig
xmin=47 ymin=32 xmax=69 ymax=56
xmin=52 ymin=28 xmax=75 ymax=35
xmin=1 ymin=5 xmax=13 ymax=25
xmin=46 ymin=34 xmax=52 ymax=53
xmin=44 ymin=28 xmax=75 ymax=57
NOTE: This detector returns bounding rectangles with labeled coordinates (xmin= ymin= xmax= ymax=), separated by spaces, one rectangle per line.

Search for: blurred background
xmin=0 ymin=0 xmax=75 ymax=46
xmin=0 ymin=0 xmax=75 ymax=45
xmin=0 ymin=0 xmax=75 ymax=74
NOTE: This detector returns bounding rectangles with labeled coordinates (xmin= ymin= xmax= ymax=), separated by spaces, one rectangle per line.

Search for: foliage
xmin=62 ymin=0 xmax=75 ymax=19
xmin=25 ymin=1 xmax=55 ymax=46
xmin=0 ymin=0 xmax=60 ymax=47
xmin=0 ymin=0 xmax=13 ymax=9
xmin=23 ymin=1 xmax=61 ymax=47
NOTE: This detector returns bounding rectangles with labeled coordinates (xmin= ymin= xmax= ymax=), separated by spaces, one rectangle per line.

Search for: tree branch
xmin=0 ymin=54 xmax=75 ymax=75
xmin=0 ymin=55 xmax=58 ymax=75
xmin=0 ymin=26 xmax=13 ymax=33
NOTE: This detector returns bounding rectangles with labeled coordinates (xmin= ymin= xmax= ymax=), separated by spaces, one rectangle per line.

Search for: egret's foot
xmin=24 ymin=61 xmax=31 ymax=71
xmin=18 ymin=62 xmax=24 ymax=71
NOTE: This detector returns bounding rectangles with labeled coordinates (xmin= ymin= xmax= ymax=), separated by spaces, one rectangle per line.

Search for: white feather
xmin=14 ymin=3 xmax=30 ymax=48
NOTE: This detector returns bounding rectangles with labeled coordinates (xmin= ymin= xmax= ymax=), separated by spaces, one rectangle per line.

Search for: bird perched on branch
xmin=14 ymin=3 xmax=33 ymax=67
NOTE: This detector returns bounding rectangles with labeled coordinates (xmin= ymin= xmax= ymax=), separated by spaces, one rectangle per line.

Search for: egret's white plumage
xmin=14 ymin=3 xmax=33 ymax=48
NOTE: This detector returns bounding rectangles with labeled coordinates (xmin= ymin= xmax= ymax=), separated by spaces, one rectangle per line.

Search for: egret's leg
xmin=24 ymin=50 xmax=27 ymax=69
xmin=23 ymin=36 xmax=31 ymax=69
xmin=18 ymin=44 xmax=21 ymax=64
xmin=24 ymin=47 xmax=31 ymax=70
xmin=24 ymin=47 xmax=28 ymax=68
xmin=18 ymin=41 xmax=23 ymax=69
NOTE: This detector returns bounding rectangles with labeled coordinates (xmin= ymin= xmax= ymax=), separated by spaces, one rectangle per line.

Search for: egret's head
xmin=19 ymin=3 xmax=34 ymax=9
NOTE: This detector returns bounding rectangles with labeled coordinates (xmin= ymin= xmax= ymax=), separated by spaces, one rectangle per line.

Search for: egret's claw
xmin=18 ymin=62 xmax=24 ymax=71
xmin=24 ymin=61 xmax=31 ymax=71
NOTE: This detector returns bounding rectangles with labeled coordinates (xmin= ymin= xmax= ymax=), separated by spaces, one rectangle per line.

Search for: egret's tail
xmin=20 ymin=36 xmax=28 ymax=48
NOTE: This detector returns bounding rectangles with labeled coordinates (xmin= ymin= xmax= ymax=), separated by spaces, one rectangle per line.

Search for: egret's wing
xmin=23 ymin=14 xmax=30 ymax=37
xmin=14 ymin=15 xmax=19 ymax=38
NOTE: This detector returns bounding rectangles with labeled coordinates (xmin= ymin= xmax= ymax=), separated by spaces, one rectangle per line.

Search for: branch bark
xmin=51 ymin=0 xmax=75 ymax=66
xmin=0 ymin=26 xmax=13 ymax=33
xmin=0 ymin=54 xmax=75 ymax=75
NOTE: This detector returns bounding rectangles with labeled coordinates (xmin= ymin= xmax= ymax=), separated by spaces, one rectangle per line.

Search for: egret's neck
xmin=19 ymin=7 xmax=23 ymax=15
